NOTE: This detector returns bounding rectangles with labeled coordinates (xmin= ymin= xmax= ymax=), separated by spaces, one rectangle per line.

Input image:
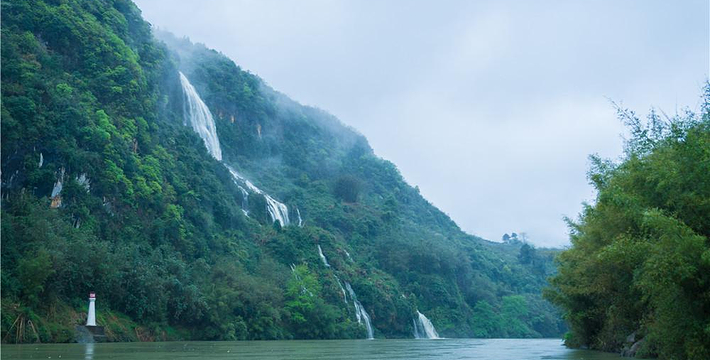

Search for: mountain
xmin=1 ymin=0 xmax=564 ymax=342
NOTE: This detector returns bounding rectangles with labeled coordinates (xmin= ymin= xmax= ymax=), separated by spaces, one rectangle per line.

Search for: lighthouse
xmin=78 ymin=292 xmax=105 ymax=342
xmin=87 ymin=292 xmax=96 ymax=326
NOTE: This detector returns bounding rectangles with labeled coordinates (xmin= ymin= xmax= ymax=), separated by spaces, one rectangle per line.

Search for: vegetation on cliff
xmin=1 ymin=0 xmax=563 ymax=342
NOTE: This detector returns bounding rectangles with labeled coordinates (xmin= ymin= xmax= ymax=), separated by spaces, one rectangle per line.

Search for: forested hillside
xmin=546 ymin=96 xmax=710 ymax=359
xmin=1 ymin=0 xmax=563 ymax=342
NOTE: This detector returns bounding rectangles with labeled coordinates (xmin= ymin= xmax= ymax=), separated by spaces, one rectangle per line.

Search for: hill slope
xmin=1 ymin=0 xmax=563 ymax=342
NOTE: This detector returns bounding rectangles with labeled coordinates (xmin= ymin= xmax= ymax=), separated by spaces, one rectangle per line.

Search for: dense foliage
xmin=545 ymin=94 xmax=710 ymax=359
xmin=1 ymin=0 xmax=563 ymax=343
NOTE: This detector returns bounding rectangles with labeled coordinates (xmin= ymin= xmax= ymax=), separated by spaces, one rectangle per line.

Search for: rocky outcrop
xmin=621 ymin=331 xmax=645 ymax=357
xmin=50 ymin=167 xmax=65 ymax=208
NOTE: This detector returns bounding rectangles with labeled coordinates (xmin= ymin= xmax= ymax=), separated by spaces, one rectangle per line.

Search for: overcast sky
xmin=134 ymin=0 xmax=708 ymax=247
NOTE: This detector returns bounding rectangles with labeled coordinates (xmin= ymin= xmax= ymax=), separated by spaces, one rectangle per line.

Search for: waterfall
xmin=179 ymin=71 xmax=222 ymax=160
xmin=237 ymin=185 xmax=249 ymax=215
xmin=264 ymin=194 xmax=290 ymax=226
xmin=318 ymin=245 xmax=331 ymax=267
xmin=179 ymin=72 xmax=290 ymax=226
xmin=38 ymin=153 xmax=44 ymax=168
xmin=316 ymin=245 xmax=347 ymax=302
xmin=333 ymin=275 xmax=348 ymax=304
xmin=345 ymin=282 xmax=374 ymax=339
xmin=226 ymin=166 xmax=290 ymax=226
xmin=296 ymin=208 xmax=303 ymax=227
xmin=290 ymin=264 xmax=313 ymax=297
xmin=344 ymin=250 xmax=353 ymax=262
xmin=413 ymin=311 xmax=440 ymax=339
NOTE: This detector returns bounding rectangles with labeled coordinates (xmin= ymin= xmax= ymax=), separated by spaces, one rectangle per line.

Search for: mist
xmin=134 ymin=0 xmax=709 ymax=247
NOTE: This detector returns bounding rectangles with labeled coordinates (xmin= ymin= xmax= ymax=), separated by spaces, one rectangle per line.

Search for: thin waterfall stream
xmin=318 ymin=245 xmax=374 ymax=339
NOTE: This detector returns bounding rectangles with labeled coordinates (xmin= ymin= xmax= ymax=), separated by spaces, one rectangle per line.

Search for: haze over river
xmin=2 ymin=338 xmax=636 ymax=359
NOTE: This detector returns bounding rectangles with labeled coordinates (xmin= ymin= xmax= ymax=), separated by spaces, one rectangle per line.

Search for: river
xmin=1 ymin=338 xmax=632 ymax=359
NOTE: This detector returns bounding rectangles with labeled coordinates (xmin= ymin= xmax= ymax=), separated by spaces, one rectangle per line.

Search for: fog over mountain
xmin=134 ymin=0 xmax=708 ymax=247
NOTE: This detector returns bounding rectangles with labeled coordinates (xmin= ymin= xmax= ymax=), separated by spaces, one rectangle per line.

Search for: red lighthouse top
xmin=89 ymin=292 xmax=96 ymax=299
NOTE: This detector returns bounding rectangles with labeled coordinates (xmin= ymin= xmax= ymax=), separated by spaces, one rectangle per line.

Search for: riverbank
xmin=1 ymin=300 xmax=185 ymax=343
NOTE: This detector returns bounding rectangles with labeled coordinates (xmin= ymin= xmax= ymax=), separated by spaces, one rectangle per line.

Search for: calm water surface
xmin=2 ymin=338 xmax=628 ymax=360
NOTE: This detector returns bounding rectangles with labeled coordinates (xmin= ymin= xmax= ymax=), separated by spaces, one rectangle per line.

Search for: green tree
xmin=17 ymin=249 xmax=55 ymax=307
xmin=334 ymin=175 xmax=361 ymax=203
xmin=546 ymin=89 xmax=710 ymax=359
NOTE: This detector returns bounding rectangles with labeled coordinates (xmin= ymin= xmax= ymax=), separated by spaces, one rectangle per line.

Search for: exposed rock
xmin=6 ymin=170 xmax=19 ymax=188
xmin=102 ymin=196 xmax=114 ymax=215
xmin=50 ymin=196 xmax=62 ymax=208
xmin=621 ymin=334 xmax=644 ymax=358
xmin=50 ymin=167 xmax=65 ymax=208
xmin=76 ymin=173 xmax=90 ymax=191
xmin=626 ymin=331 xmax=637 ymax=343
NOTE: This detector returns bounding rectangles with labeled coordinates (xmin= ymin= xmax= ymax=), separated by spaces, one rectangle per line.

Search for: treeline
xmin=545 ymin=91 xmax=710 ymax=359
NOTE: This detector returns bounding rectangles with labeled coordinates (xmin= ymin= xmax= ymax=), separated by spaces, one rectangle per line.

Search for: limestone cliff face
xmin=50 ymin=168 xmax=65 ymax=208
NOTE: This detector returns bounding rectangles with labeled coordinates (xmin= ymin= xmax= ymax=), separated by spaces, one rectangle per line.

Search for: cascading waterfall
xmin=181 ymin=70 xmax=374 ymax=338
xmin=179 ymin=71 xmax=223 ymax=161
xmin=290 ymin=264 xmax=313 ymax=297
xmin=316 ymin=246 xmax=352 ymax=308
xmin=345 ymin=282 xmax=374 ymax=339
xmin=237 ymin=185 xmax=249 ymax=215
xmin=226 ymin=166 xmax=290 ymax=226
xmin=318 ymin=245 xmax=331 ymax=268
xmin=318 ymin=245 xmax=347 ymax=303
xmin=413 ymin=311 xmax=440 ymax=339
xmin=334 ymin=275 xmax=348 ymax=304
xmin=315 ymin=245 xmax=371 ymax=334
xmin=179 ymin=71 xmax=290 ymax=226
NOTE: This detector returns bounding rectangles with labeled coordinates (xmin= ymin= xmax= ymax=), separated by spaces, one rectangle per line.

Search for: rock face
xmin=621 ymin=331 xmax=644 ymax=357
xmin=50 ymin=168 xmax=65 ymax=208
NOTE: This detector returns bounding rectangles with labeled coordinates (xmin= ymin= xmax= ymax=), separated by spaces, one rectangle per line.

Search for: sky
xmin=134 ymin=0 xmax=709 ymax=247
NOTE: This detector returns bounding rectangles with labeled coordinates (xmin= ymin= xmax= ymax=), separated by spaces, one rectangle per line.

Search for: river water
xmin=1 ymin=338 xmax=630 ymax=360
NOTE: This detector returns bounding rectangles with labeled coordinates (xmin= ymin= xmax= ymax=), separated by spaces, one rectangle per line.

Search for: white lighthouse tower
xmin=87 ymin=292 xmax=96 ymax=327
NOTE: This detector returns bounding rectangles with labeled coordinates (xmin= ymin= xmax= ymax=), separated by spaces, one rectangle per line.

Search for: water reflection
xmin=84 ymin=342 xmax=94 ymax=360
xmin=1 ymin=338 xmax=639 ymax=360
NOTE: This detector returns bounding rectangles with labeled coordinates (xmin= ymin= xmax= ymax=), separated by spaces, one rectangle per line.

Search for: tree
xmin=334 ymin=175 xmax=361 ymax=203
xmin=518 ymin=243 xmax=535 ymax=265
xmin=546 ymin=89 xmax=710 ymax=359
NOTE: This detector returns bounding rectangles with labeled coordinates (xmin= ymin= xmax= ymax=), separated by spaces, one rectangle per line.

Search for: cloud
xmin=135 ymin=0 xmax=708 ymax=247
